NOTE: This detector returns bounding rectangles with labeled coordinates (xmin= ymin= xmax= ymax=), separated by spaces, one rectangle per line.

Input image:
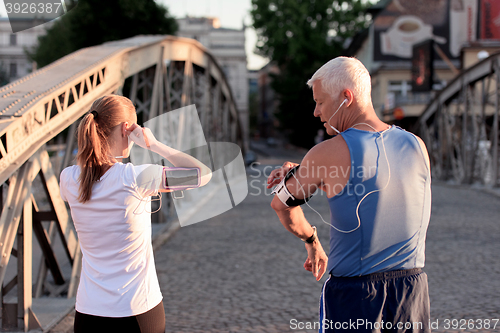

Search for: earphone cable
xmin=292 ymin=123 xmax=391 ymax=233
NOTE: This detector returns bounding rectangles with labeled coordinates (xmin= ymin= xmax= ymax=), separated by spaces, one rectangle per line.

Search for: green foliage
xmin=28 ymin=0 xmax=178 ymax=68
xmin=251 ymin=0 xmax=372 ymax=147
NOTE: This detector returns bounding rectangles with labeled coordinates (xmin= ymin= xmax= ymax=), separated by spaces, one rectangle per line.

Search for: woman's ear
xmin=122 ymin=122 xmax=129 ymax=137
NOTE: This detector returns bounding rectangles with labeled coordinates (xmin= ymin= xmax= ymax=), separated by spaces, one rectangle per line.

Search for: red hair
xmin=76 ymin=95 xmax=136 ymax=202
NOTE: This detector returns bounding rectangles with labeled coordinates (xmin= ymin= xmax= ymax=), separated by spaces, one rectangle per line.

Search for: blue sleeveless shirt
xmin=326 ymin=125 xmax=431 ymax=277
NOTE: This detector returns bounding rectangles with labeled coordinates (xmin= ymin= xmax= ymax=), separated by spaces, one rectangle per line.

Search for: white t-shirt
xmin=59 ymin=162 xmax=164 ymax=317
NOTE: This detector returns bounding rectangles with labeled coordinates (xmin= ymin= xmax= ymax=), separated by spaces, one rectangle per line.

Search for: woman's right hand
xmin=126 ymin=124 xmax=157 ymax=150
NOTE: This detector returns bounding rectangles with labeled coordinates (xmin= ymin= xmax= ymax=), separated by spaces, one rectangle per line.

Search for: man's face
xmin=312 ymin=81 xmax=339 ymax=136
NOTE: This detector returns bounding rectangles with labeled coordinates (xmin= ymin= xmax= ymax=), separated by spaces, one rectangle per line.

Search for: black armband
xmin=271 ymin=165 xmax=314 ymax=207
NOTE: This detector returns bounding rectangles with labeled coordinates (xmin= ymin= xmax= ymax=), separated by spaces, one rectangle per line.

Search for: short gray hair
xmin=307 ymin=57 xmax=371 ymax=105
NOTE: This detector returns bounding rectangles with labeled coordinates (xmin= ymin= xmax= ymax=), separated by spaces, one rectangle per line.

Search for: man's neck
xmin=341 ymin=107 xmax=389 ymax=132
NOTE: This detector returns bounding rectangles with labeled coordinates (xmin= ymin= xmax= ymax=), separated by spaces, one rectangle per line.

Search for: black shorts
xmin=74 ymin=300 xmax=165 ymax=333
xmin=319 ymin=268 xmax=430 ymax=333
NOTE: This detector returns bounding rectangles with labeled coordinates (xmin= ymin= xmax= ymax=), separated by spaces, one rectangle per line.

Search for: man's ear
xmin=343 ymin=89 xmax=354 ymax=107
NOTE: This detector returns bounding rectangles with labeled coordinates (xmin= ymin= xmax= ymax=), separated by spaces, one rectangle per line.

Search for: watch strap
xmin=304 ymin=226 xmax=317 ymax=244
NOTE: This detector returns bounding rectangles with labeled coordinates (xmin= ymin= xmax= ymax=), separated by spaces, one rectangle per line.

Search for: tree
xmin=29 ymin=0 xmax=178 ymax=68
xmin=251 ymin=0 xmax=373 ymax=148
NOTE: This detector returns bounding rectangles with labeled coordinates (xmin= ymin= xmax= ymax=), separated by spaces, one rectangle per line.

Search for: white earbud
xmin=327 ymin=99 xmax=349 ymax=134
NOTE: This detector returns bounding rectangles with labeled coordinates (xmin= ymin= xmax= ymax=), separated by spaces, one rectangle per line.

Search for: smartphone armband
xmin=271 ymin=165 xmax=313 ymax=207
xmin=162 ymin=167 xmax=201 ymax=191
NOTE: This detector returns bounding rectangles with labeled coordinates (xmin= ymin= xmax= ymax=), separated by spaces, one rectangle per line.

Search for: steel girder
xmin=419 ymin=52 xmax=500 ymax=186
xmin=0 ymin=35 xmax=243 ymax=331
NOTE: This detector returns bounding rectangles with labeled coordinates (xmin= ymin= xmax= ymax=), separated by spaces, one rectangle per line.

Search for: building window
xmin=10 ymin=34 xmax=17 ymax=46
xmin=387 ymin=80 xmax=433 ymax=106
xmin=10 ymin=63 xmax=17 ymax=78
xmin=388 ymin=80 xmax=411 ymax=98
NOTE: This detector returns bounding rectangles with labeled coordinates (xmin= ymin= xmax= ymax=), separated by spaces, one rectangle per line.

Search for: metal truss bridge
xmin=419 ymin=52 xmax=500 ymax=187
xmin=0 ymin=35 xmax=244 ymax=331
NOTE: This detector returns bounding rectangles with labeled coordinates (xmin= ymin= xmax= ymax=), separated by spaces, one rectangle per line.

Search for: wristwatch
xmin=303 ymin=226 xmax=317 ymax=244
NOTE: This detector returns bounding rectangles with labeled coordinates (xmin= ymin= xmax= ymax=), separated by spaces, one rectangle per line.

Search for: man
xmin=268 ymin=57 xmax=431 ymax=332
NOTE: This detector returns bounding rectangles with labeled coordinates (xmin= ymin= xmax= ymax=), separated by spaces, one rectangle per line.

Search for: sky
xmin=0 ymin=0 xmax=269 ymax=70
xmin=159 ymin=0 xmax=268 ymax=69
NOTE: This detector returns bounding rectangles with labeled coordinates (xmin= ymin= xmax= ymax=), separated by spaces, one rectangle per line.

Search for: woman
xmin=59 ymin=95 xmax=211 ymax=333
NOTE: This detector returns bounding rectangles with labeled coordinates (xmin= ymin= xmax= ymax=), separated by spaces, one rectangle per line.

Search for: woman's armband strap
xmin=162 ymin=167 xmax=201 ymax=191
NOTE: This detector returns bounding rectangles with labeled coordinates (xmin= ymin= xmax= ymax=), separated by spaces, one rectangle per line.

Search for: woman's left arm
xmin=128 ymin=125 xmax=212 ymax=187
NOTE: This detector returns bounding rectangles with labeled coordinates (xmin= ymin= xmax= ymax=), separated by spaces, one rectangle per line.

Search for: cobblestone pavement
xmin=426 ymin=183 xmax=500 ymax=333
xmin=156 ymin=162 xmax=327 ymax=333
xmin=48 ymin=157 xmax=500 ymax=333
xmin=154 ymin=162 xmax=500 ymax=333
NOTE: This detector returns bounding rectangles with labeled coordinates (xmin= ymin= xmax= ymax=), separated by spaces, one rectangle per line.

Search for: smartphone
xmin=162 ymin=167 xmax=200 ymax=191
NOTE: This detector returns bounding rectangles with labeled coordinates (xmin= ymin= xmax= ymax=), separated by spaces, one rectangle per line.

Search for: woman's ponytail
xmin=75 ymin=95 xmax=136 ymax=202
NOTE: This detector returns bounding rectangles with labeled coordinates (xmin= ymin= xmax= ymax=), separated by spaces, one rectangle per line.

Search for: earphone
xmin=327 ymin=99 xmax=348 ymax=134
xmin=133 ymin=192 xmax=163 ymax=215
xmin=292 ymin=123 xmax=391 ymax=233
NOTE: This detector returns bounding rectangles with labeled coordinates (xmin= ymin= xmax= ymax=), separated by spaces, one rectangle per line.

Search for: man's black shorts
xmin=319 ymin=268 xmax=430 ymax=333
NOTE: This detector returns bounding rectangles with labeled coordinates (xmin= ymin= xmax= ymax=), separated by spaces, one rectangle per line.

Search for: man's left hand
xmin=267 ymin=161 xmax=299 ymax=189
xmin=304 ymin=240 xmax=328 ymax=281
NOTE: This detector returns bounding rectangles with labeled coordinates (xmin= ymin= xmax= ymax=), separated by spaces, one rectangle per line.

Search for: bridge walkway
xmin=50 ymin=142 xmax=500 ymax=333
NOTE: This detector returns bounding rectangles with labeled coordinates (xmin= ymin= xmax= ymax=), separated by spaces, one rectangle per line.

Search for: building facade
xmin=255 ymin=62 xmax=279 ymax=139
xmin=346 ymin=0 xmax=500 ymax=131
xmin=176 ymin=17 xmax=249 ymax=148
xmin=0 ymin=18 xmax=53 ymax=84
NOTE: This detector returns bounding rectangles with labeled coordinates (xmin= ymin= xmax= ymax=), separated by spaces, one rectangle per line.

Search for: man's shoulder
xmin=390 ymin=128 xmax=428 ymax=152
xmin=302 ymin=136 xmax=349 ymax=168
xmin=310 ymin=135 xmax=347 ymax=154
xmin=397 ymin=130 xmax=430 ymax=169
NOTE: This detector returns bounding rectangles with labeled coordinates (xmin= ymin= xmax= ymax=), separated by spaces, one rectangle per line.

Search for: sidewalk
xmin=249 ymin=138 xmax=307 ymax=165
xmin=156 ymin=161 xmax=331 ymax=333
xmin=153 ymin=166 xmax=500 ymax=333
xmin=49 ymin=140 xmax=500 ymax=333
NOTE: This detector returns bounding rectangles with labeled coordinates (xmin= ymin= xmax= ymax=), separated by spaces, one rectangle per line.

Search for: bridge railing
xmin=419 ymin=52 xmax=500 ymax=186
xmin=0 ymin=35 xmax=243 ymax=331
